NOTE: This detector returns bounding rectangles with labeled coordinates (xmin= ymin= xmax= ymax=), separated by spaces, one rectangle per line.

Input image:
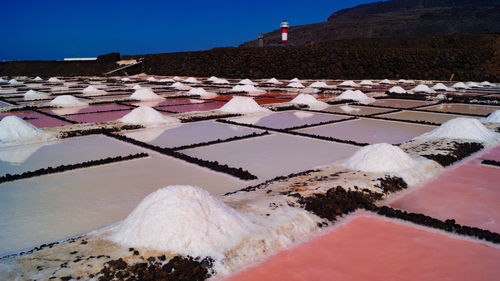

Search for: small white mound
xmin=340 ymin=105 xmax=360 ymax=113
xmin=146 ymin=77 xmax=158 ymax=82
xmin=290 ymin=94 xmax=328 ymax=108
xmin=337 ymin=90 xmax=375 ymax=104
xmin=159 ymin=78 xmax=175 ymax=83
xmin=172 ymin=76 xmax=182 ymax=81
xmin=170 ymin=82 xmax=192 ymax=90
xmin=432 ymin=83 xmax=450 ymax=91
xmin=108 ymin=185 xmax=253 ymax=259
xmin=265 ymin=78 xmax=282 ymax=84
xmin=379 ymin=79 xmax=392 ymax=84
xmin=436 ymin=94 xmax=446 ymax=100
xmin=47 ymin=77 xmax=63 ymax=83
xmin=339 ymin=80 xmax=359 ymax=87
xmin=290 ymin=78 xmax=302 ymax=83
xmin=49 ymin=95 xmax=88 ymax=107
xmin=132 ymin=84 xmax=143 ymax=90
xmin=119 ymin=106 xmax=179 ymax=126
xmin=230 ymin=84 xmax=265 ymax=93
xmin=130 ymin=88 xmax=165 ymax=101
xmin=480 ymin=81 xmax=494 ymax=87
xmin=188 ymin=87 xmax=217 ymax=98
xmin=24 ymin=90 xmax=49 ymax=100
xmin=219 ymin=96 xmax=270 ymax=114
xmin=415 ymin=117 xmax=499 ymax=143
xmin=342 ymin=143 xmax=417 ymax=173
xmin=239 ymin=79 xmax=256 ymax=85
xmin=466 ymin=81 xmax=482 ymax=88
xmin=8 ymin=79 xmax=21 ymax=85
xmin=121 ymin=77 xmax=131 ymax=82
xmin=388 ymin=86 xmax=407 ymax=94
xmin=287 ymin=82 xmax=305 ymax=88
xmin=82 ymin=85 xmax=107 ymax=96
xmin=483 ymin=110 xmax=500 ymax=123
xmin=0 ymin=116 xmax=54 ymax=146
xmin=452 ymin=82 xmax=468 ymax=89
xmin=33 ymin=76 xmax=43 ymax=81
xmin=411 ymin=84 xmax=435 ymax=93
xmin=207 ymin=76 xmax=218 ymax=82
xmin=359 ymin=80 xmax=374 ymax=86
xmin=213 ymin=78 xmax=230 ymax=84
xmin=309 ymin=81 xmax=329 ymax=88
xmin=397 ymin=79 xmax=408 ymax=84
xmin=183 ymin=77 xmax=201 ymax=84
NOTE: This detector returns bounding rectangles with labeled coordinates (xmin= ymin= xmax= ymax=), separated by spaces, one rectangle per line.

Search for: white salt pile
xmin=24 ymin=90 xmax=49 ymax=100
xmin=0 ymin=116 xmax=54 ymax=146
xmin=397 ymin=79 xmax=408 ymax=83
xmin=239 ymin=79 xmax=256 ymax=85
xmin=360 ymin=80 xmax=374 ymax=86
xmin=121 ymin=77 xmax=131 ymax=82
xmin=47 ymin=77 xmax=63 ymax=83
xmin=132 ymin=84 xmax=143 ymax=90
xmin=436 ymin=94 xmax=446 ymax=100
xmin=207 ymin=76 xmax=218 ymax=82
xmin=108 ymin=185 xmax=254 ymax=259
xmin=130 ymin=88 xmax=165 ymax=101
xmin=290 ymin=78 xmax=303 ymax=83
xmin=49 ymin=95 xmax=88 ymax=107
xmin=82 ymin=85 xmax=107 ymax=96
xmin=379 ymin=79 xmax=392 ymax=84
xmin=466 ymin=81 xmax=481 ymax=88
xmin=411 ymin=84 xmax=435 ymax=93
xmin=119 ymin=106 xmax=179 ymax=126
xmin=337 ymin=90 xmax=375 ymax=104
xmin=219 ymin=96 xmax=270 ymax=114
xmin=213 ymin=78 xmax=230 ymax=84
xmin=146 ymin=77 xmax=158 ymax=82
xmin=290 ymin=94 xmax=328 ymax=109
xmin=340 ymin=105 xmax=360 ymax=113
xmin=172 ymin=76 xmax=182 ymax=81
xmin=265 ymin=78 xmax=282 ymax=84
xmin=339 ymin=80 xmax=359 ymax=87
xmin=171 ymin=82 xmax=192 ymax=90
xmin=342 ymin=143 xmax=418 ymax=173
xmin=287 ymin=82 xmax=305 ymax=88
xmin=183 ymin=77 xmax=201 ymax=84
xmin=414 ymin=117 xmax=499 ymax=143
xmin=159 ymin=78 xmax=175 ymax=83
xmin=452 ymin=82 xmax=468 ymax=89
xmin=8 ymin=79 xmax=21 ymax=85
xmin=482 ymin=110 xmax=500 ymax=123
xmin=432 ymin=83 xmax=455 ymax=91
xmin=230 ymin=84 xmax=265 ymax=94
xmin=388 ymin=86 xmax=407 ymax=94
xmin=33 ymin=76 xmax=43 ymax=81
xmin=480 ymin=81 xmax=494 ymax=87
xmin=188 ymin=87 xmax=217 ymax=98
xmin=309 ymin=81 xmax=329 ymax=88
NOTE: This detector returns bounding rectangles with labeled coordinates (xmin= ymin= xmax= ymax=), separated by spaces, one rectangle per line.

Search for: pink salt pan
xmin=163 ymin=102 xmax=226 ymax=113
xmin=228 ymin=214 xmax=500 ymax=281
xmin=0 ymin=111 xmax=70 ymax=128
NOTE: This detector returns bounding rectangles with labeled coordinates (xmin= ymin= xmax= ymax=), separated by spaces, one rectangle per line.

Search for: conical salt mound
xmin=415 ymin=117 xmax=499 ymax=143
xmin=82 ymin=85 xmax=107 ymax=96
xmin=119 ymin=106 xmax=179 ymax=126
xmin=188 ymin=87 xmax=217 ymax=98
xmin=483 ymin=110 xmax=500 ymax=123
xmin=337 ymin=90 xmax=375 ymax=104
xmin=219 ymin=96 xmax=270 ymax=114
xmin=290 ymin=94 xmax=328 ymax=109
xmin=342 ymin=143 xmax=417 ymax=173
xmin=49 ymin=95 xmax=88 ymax=107
xmin=24 ymin=90 xmax=49 ymax=100
xmin=0 ymin=116 xmax=54 ymax=146
xmin=130 ymin=88 xmax=165 ymax=101
xmin=230 ymin=84 xmax=265 ymax=93
xmin=108 ymin=185 xmax=254 ymax=259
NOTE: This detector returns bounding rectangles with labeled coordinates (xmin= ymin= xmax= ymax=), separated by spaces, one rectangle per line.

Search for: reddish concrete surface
xmin=227 ymin=214 xmax=500 ymax=281
xmin=0 ymin=111 xmax=71 ymax=127
xmin=63 ymin=110 xmax=132 ymax=123
xmin=163 ymin=102 xmax=226 ymax=113
xmin=391 ymin=145 xmax=500 ymax=233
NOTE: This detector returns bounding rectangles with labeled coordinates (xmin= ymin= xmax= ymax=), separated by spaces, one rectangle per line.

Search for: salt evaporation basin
xmin=479 ymin=144 xmax=500 ymax=161
xmin=228 ymin=111 xmax=348 ymax=130
xmin=420 ymin=103 xmax=500 ymax=116
xmin=0 ymin=111 xmax=71 ymax=128
xmin=0 ymin=153 xmax=248 ymax=256
xmin=181 ymin=133 xmax=358 ymax=180
xmin=63 ymin=110 xmax=132 ymax=123
xmin=124 ymin=121 xmax=261 ymax=148
xmin=296 ymin=118 xmax=434 ymax=144
xmin=42 ymin=104 xmax=131 ymax=115
xmin=162 ymin=102 xmax=226 ymax=113
xmin=0 ymin=135 xmax=144 ymax=176
xmin=228 ymin=212 xmax=500 ymax=281
xmin=371 ymin=99 xmax=437 ymax=109
xmin=254 ymin=98 xmax=291 ymax=104
xmin=378 ymin=110 xmax=480 ymax=124
xmin=390 ymin=148 xmax=500 ymax=233
xmin=322 ymin=104 xmax=394 ymax=116
xmin=125 ymin=98 xmax=194 ymax=107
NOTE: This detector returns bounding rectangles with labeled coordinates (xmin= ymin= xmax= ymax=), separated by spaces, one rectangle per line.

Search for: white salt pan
xmin=130 ymin=88 xmax=165 ymax=101
xmin=119 ymin=106 xmax=179 ymax=126
xmin=24 ymin=90 xmax=49 ymax=100
xmin=108 ymin=185 xmax=254 ymax=259
xmin=49 ymin=95 xmax=88 ymax=107
xmin=0 ymin=116 xmax=54 ymax=146
xmin=219 ymin=96 xmax=270 ymax=114
xmin=414 ymin=117 xmax=499 ymax=143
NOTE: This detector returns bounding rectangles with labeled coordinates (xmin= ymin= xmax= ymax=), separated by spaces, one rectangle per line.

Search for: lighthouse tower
xmin=280 ymin=20 xmax=289 ymax=46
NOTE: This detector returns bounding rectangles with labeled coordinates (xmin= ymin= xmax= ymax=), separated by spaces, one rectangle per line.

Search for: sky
xmin=0 ymin=0 xmax=375 ymax=61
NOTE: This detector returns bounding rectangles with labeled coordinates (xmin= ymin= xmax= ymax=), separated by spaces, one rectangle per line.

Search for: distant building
xmin=63 ymin=57 xmax=97 ymax=61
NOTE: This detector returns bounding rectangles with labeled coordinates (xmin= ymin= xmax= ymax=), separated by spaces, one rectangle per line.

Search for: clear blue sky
xmin=0 ymin=0 xmax=375 ymax=61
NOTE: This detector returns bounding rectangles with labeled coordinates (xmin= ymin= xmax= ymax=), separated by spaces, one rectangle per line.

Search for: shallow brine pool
xmin=227 ymin=111 xmax=349 ymax=129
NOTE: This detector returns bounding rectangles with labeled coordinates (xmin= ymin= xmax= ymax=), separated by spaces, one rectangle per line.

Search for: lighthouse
xmin=280 ymin=20 xmax=289 ymax=46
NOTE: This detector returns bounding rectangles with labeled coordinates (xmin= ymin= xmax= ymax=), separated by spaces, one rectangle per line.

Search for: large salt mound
xmin=342 ymin=143 xmax=417 ymax=173
xmin=359 ymin=80 xmax=374 ymax=86
xmin=239 ymin=79 xmax=256 ymax=85
xmin=379 ymin=79 xmax=392 ymax=84
xmin=287 ymin=82 xmax=305 ymax=88
xmin=82 ymin=85 xmax=107 ymax=96
xmin=466 ymin=81 xmax=482 ymax=88
xmin=230 ymin=84 xmax=265 ymax=93
xmin=24 ymin=90 xmax=49 ymax=100
xmin=207 ymin=76 xmax=218 ymax=82
xmin=49 ymin=95 xmax=88 ymax=107
xmin=388 ymin=86 xmax=407 ymax=94
xmin=337 ymin=90 xmax=375 ymax=104
xmin=188 ymin=87 xmax=217 ymax=98
xmin=108 ymin=185 xmax=254 ymax=259
xmin=290 ymin=94 xmax=328 ymax=108
xmin=47 ymin=77 xmax=63 ymax=83
xmin=265 ymin=78 xmax=282 ymax=84
xmin=411 ymin=84 xmax=435 ymax=93
xmin=290 ymin=78 xmax=303 ymax=83
xmin=452 ymin=82 xmax=468 ymax=89
xmin=219 ymin=96 xmax=270 ymax=114
xmin=0 ymin=116 xmax=54 ymax=146
xmin=480 ymin=81 xmax=494 ymax=87
xmin=432 ymin=83 xmax=451 ymax=91
xmin=130 ymin=88 xmax=165 ymax=101
xmin=415 ymin=117 xmax=499 ymax=143
xmin=119 ymin=106 xmax=179 ymax=126
xmin=309 ymin=81 xmax=328 ymax=88
xmin=183 ymin=77 xmax=201 ymax=84
xmin=483 ymin=110 xmax=500 ymax=123
xmin=8 ymin=79 xmax=21 ymax=85
xmin=339 ymin=80 xmax=359 ymax=87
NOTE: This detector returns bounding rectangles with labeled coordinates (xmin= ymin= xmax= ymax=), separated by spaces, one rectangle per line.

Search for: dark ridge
xmin=180 ymin=113 xmax=241 ymax=123
xmin=271 ymin=104 xmax=309 ymax=112
xmin=442 ymin=95 xmax=500 ymax=106
xmin=58 ymin=125 xmax=144 ymax=138
xmin=374 ymin=176 xmax=408 ymax=193
xmin=60 ymin=109 xmax=131 ymax=117
xmin=384 ymin=92 xmax=431 ymax=100
xmin=0 ymin=153 xmax=149 ymax=184
xmin=171 ymin=131 xmax=269 ymax=151
xmin=481 ymin=159 xmax=500 ymax=167
xmin=422 ymin=142 xmax=484 ymax=166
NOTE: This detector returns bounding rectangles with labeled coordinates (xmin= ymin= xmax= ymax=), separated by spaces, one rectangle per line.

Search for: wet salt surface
xmin=41 ymin=104 xmax=132 ymax=115
xmin=0 ymin=153 xmax=247 ymax=256
xmin=0 ymin=111 xmax=71 ymax=128
xmin=296 ymin=118 xmax=434 ymax=144
xmin=378 ymin=110 xmax=480 ymax=124
xmin=228 ymin=213 xmax=500 ymax=281
xmin=322 ymin=104 xmax=394 ymax=116
xmin=420 ymin=103 xmax=500 ymax=116
xmin=62 ymin=110 xmax=132 ymax=123
xmin=181 ymin=133 xmax=358 ymax=180
xmin=371 ymin=99 xmax=437 ymax=108
xmin=0 ymin=135 xmax=144 ymax=176
xmin=390 ymin=146 xmax=500 ymax=233
xmin=163 ymin=102 xmax=226 ymax=113
xmin=228 ymin=111 xmax=348 ymax=129
xmin=124 ymin=121 xmax=261 ymax=148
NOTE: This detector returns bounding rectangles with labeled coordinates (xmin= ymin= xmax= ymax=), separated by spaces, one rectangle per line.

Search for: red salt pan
xmin=254 ymin=98 xmax=291 ymax=105
xmin=228 ymin=213 xmax=500 ymax=281
xmin=63 ymin=110 xmax=132 ymax=123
